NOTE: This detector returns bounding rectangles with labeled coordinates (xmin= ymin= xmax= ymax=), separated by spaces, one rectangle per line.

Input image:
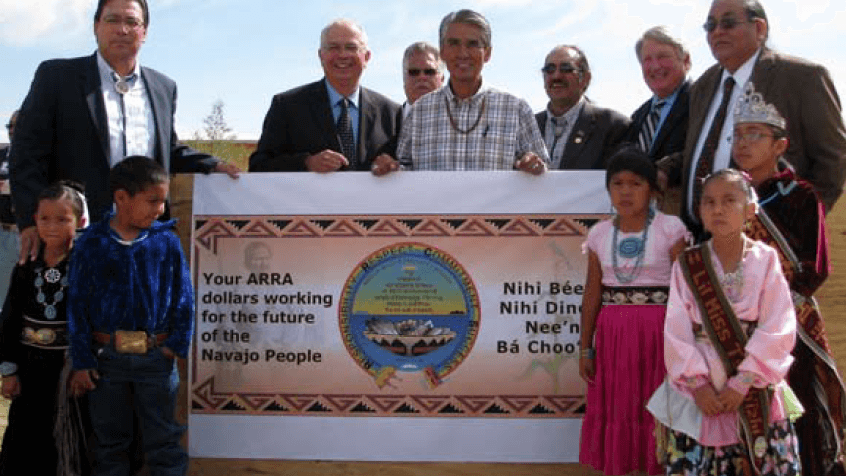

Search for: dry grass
xmin=3 ymin=191 xmax=845 ymax=476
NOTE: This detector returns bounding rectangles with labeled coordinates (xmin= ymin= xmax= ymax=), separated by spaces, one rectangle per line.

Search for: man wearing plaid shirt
xmin=371 ymin=9 xmax=548 ymax=176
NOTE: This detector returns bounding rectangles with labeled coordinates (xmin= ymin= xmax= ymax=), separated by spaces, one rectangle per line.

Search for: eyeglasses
xmin=101 ymin=15 xmax=145 ymax=29
xmin=733 ymin=132 xmax=777 ymax=144
xmin=703 ymin=16 xmax=751 ymax=33
xmin=5 ymin=123 xmax=13 ymax=131
xmin=541 ymin=63 xmax=580 ymax=75
xmin=407 ymin=68 xmax=438 ymax=77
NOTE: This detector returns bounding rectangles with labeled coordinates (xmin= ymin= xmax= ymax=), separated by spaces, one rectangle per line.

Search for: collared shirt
xmin=96 ymin=51 xmax=155 ymax=167
xmin=543 ymin=98 xmax=584 ymax=169
xmin=686 ymin=49 xmax=762 ymax=218
xmin=397 ymin=80 xmax=549 ymax=170
xmin=325 ymin=79 xmax=360 ymax=144
xmin=67 ymin=214 xmax=194 ymax=369
xmin=651 ymin=80 xmax=685 ymax=137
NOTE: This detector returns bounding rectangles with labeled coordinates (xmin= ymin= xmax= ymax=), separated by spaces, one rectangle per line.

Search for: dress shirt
xmin=325 ymin=80 xmax=360 ymax=144
xmin=96 ymin=52 xmax=155 ymax=166
xmin=686 ymin=49 xmax=761 ymax=218
xmin=396 ymin=81 xmax=549 ymax=170
xmin=543 ymin=98 xmax=584 ymax=169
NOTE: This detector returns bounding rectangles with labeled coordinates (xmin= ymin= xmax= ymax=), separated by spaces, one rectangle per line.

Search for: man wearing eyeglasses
xmin=402 ymin=42 xmax=445 ymax=115
xmin=385 ymin=9 xmax=548 ymax=174
xmin=249 ymin=19 xmax=400 ymax=174
xmin=0 ymin=110 xmax=19 ymax=307
xmin=10 ymin=0 xmax=240 ymax=264
xmin=535 ymin=45 xmax=630 ymax=170
xmin=658 ymin=0 xmax=846 ymax=235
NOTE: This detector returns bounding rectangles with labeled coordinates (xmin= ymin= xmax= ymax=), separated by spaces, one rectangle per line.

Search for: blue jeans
xmin=88 ymin=345 xmax=187 ymax=476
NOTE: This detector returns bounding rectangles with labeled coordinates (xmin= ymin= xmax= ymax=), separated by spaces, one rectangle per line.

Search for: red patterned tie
xmin=692 ymin=76 xmax=735 ymax=214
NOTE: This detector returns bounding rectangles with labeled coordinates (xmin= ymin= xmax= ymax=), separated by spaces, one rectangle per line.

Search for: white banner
xmin=189 ymin=171 xmax=610 ymax=462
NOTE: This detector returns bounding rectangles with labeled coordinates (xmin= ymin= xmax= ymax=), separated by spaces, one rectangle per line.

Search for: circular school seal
xmin=339 ymin=242 xmax=480 ymax=388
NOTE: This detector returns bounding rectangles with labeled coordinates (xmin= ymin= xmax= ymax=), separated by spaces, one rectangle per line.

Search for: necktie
xmin=337 ymin=98 xmax=357 ymax=167
xmin=692 ymin=76 xmax=735 ymax=213
xmin=548 ymin=117 xmax=567 ymax=169
xmin=638 ymin=99 xmax=665 ymax=153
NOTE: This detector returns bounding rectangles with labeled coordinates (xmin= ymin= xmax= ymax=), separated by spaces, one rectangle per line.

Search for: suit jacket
xmin=535 ymin=101 xmax=630 ymax=170
xmin=248 ymin=79 xmax=400 ymax=172
xmin=9 ymin=53 xmax=218 ymax=228
xmin=624 ymin=80 xmax=690 ymax=168
xmin=661 ymin=48 xmax=846 ymax=226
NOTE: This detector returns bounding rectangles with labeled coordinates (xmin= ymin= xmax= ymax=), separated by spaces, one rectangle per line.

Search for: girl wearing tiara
xmin=579 ymin=146 xmax=688 ymax=475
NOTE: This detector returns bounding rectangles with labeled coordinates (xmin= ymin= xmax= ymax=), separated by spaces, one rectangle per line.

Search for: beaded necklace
xmin=34 ymin=263 xmax=69 ymax=320
xmin=713 ymin=238 xmax=749 ymax=303
xmin=612 ymin=209 xmax=655 ymax=284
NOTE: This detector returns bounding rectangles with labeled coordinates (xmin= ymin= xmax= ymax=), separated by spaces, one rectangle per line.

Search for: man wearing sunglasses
xmin=535 ymin=45 xmax=629 ymax=170
xmin=657 ymin=0 xmax=846 ymax=234
xmin=402 ymin=42 xmax=444 ymax=115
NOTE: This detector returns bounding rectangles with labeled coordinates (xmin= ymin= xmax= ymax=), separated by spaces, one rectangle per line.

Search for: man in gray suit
xmin=658 ymin=0 xmax=846 ymax=230
xmin=535 ymin=45 xmax=630 ymax=170
xmin=10 ymin=0 xmax=239 ymax=262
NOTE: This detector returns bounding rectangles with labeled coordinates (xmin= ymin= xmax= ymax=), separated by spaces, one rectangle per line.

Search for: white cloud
xmin=0 ymin=0 xmax=92 ymax=45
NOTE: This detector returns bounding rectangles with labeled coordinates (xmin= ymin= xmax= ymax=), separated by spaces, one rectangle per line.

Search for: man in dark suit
xmin=658 ymin=0 xmax=846 ymax=232
xmin=624 ymin=27 xmax=691 ymax=165
xmin=10 ymin=0 xmax=239 ymax=261
xmin=249 ymin=19 xmax=400 ymax=174
xmin=535 ymin=45 xmax=630 ymax=170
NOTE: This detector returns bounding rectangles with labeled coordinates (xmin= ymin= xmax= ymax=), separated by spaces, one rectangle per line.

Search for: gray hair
xmin=635 ymin=26 xmax=690 ymax=63
xmin=319 ymin=19 xmax=368 ymax=49
xmin=402 ymin=41 xmax=444 ymax=72
xmin=439 ymin=9 xmax=491 ymax=48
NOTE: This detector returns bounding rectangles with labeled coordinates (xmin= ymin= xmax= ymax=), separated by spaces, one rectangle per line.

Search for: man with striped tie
xmin=624 ymin=27 xmax=691 ymax=165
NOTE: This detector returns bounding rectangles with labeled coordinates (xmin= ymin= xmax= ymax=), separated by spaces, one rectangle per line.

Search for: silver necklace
xmin=612 ymin=209 xmax=654 ymax=284
xmin=34 ymin=265 xmax=69 ymax=320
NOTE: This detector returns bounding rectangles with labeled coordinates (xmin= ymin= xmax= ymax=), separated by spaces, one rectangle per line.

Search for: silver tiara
xmin=733 ymin=82 xmax=786 ymax=130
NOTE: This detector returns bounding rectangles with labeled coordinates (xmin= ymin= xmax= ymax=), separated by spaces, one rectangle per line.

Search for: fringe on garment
xmin=54 ymin=356 xmax=87 ymax=476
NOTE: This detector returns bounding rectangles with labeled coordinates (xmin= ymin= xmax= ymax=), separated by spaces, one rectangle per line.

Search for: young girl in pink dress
xmin=579 ymin=146 xmax=688 ymax=475
xmin=649 ymin=169 xmax=801 ymax=475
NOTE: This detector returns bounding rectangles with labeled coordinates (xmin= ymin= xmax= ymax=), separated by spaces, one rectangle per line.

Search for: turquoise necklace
xmin=612 ymin=209 xmax=655 ymax=284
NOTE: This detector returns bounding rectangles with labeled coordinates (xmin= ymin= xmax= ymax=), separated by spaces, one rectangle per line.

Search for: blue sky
xmin=1 ymin=0 xmax=844 ymax=142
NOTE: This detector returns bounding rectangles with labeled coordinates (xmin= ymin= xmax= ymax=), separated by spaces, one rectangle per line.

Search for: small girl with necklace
xmin=579 ymin=145 xmax=688 ymax=475
xmin=650 ymin=169 xmax=801 ymax=475
xmin=0 ymin=181 xmax=88 ymax=475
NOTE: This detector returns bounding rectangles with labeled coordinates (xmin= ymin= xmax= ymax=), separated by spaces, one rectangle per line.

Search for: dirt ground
xmin=2 ymin=177 xmax=845 ymax=476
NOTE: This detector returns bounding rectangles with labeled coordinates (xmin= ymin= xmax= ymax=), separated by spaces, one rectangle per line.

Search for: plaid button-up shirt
xmin=397 ymin=82 xmax=549 ymax=170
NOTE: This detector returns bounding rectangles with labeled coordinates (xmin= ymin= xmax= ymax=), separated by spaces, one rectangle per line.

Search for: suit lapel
xmin=314 ymin=80 xmax=342 ymax=153
xmin=141 ymin=67 xmax=169 ymax=166
xmin=651 ymin=80 xmax=690 ymax=152
xmin=560 ymin=103 xmax=594 ymax=169
xmin=358 ymin=88 xmax=376 ymax=166
xmin=82 ymin=54 xmax=110 ymax=164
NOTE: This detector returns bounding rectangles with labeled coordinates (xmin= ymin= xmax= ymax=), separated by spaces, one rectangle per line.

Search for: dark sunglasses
xmin=541 ymin=63 xmax=579 ymax=75
xmin=5 ymin=123 xmax=13 ymax=131
xmin=702 ymin=16 xmax=751 ymax=33
xmin=407 ymin=68 xmax=438 ymax=77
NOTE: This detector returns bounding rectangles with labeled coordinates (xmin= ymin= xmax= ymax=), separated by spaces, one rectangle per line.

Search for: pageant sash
xmin=747 ymin=209 xmax=846 ymax=439
xmin=680 ymin=245 xmax=770 ymax=473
